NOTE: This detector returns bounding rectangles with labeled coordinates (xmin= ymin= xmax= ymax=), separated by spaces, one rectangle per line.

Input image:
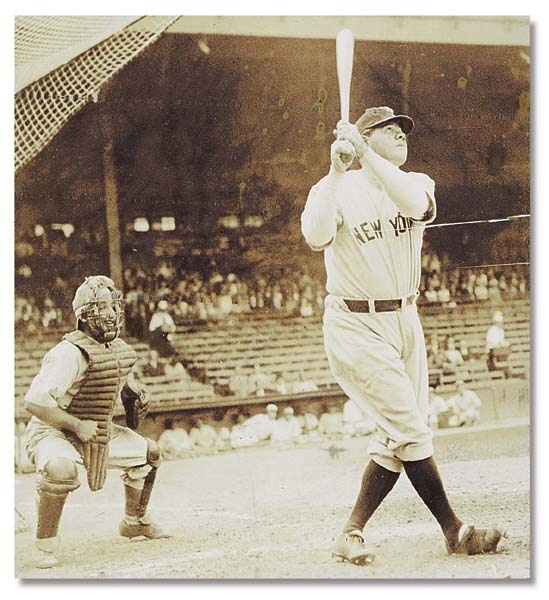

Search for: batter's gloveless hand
xmin=335 ymin=120 xmax=368 ymax=160
xmin=331 ymin=139 xmax=356 ymax=173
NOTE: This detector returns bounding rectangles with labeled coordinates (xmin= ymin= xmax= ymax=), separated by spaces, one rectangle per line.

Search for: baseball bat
xmin=336 ymin=28 xmax=354 ymax=122
xmin=336 ymin=28 xmax=355 ymax=162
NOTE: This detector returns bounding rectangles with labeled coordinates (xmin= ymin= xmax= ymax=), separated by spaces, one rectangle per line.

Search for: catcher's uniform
xmin=24 ymin=336 xmax=151 ymax=486
xmin=302 ymin=167 xmax=436 ymax=472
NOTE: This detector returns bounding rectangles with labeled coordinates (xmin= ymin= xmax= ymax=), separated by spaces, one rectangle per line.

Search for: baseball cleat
xmin=331 ymin=529 xmax=375 ymax=565
xmin=31 ymin=538 xmax=59 ymax=569
xmin=445 ymin=524 xmax=502 ymax=555
xmin=119 ymin=519 xmax=173 ymax=540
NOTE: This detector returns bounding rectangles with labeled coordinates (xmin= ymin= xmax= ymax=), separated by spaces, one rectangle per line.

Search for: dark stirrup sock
xmin=402 ymin=456 xmax=462 ymax=541
xmin=343 ymin=460 xmax=400 ymax=533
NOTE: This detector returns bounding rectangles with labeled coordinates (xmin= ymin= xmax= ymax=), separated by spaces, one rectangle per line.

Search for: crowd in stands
xmin=15 ymin=254 xmax=529 ymax=336
xmin=122 ymin=263 xmax=326 ymax=338
xmin=419 ymin=247 xmax=528 ymax=307
xmin=157 ymin=400 xmax=377 ymax=459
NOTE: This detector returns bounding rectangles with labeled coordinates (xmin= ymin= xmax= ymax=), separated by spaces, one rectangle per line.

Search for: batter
xmin=301 ymin=106 xmax=503 ymax=564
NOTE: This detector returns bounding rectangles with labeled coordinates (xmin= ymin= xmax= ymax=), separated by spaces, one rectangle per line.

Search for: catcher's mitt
xmin=120 ymin=382 xmax=150 ymax=430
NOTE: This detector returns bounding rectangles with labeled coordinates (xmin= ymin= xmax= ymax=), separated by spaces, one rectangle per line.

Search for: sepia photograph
xmin=13 ymin=13 xmax=530 ymax=580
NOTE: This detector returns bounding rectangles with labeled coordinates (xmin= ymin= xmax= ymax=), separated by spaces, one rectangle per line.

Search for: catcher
xmin=23 ymin=275 xmax=172 ymax=569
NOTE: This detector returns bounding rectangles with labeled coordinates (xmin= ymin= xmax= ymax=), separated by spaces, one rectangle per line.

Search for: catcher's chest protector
xmin=64 ymin=330 xmax=137 ymax=491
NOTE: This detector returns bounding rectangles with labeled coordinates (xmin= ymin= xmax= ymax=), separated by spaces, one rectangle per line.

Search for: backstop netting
xmin=14 ymin=16 xmax=179 ymax=172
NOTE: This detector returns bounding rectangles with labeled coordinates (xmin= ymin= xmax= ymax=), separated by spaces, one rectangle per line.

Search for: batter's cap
xmin=355 ymin=106 xmax=414 ymax=135
xmin=72 ymin=275 xmax=118 ymax=318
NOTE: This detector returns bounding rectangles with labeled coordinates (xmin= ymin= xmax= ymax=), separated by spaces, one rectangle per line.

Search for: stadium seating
xmin=14 ymin=299 xmax=529 ymax=420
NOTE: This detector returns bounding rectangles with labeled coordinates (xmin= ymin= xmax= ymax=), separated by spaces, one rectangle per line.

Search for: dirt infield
xmin=15 ymin=422 xmax=530 ymax=579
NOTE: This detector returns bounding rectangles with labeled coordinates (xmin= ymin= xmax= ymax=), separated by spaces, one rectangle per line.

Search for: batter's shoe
xmin=331 ymin=529 xmax=375 ymax=565
xmin=33 ymin=538 xmax=59 ymax=569
xmin=119 ymin=519 xmax=173 ymax=540
xmin=445 ymin=524 xmax=502 ymax=555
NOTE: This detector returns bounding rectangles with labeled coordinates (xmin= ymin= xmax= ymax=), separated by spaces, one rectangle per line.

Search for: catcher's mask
xmin=72 ymin=275 xmax=124 ymax=343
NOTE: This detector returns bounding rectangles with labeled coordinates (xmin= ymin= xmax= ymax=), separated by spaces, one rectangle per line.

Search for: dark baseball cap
xmin=355 ymin=106 xmax=414 ymax=135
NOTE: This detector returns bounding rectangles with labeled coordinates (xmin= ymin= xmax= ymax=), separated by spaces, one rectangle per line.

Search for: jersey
xmin=301 ymin=164 xmax=437 ymax=472
xmin=302 ymin=168 xmax=436 ymax=300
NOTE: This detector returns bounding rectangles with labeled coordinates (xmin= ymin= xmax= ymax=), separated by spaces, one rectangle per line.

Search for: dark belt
xmin=343 ymin=294 xmax=416 ymax=314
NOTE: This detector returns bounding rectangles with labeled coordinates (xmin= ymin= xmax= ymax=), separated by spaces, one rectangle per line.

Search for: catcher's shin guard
xmin=120 ymin=438 xmax=172 ymax=539
xmin=36 ymin=458 xmax=81 ymax=540
xmin=123 ymin=438 xmax=161 ymax=519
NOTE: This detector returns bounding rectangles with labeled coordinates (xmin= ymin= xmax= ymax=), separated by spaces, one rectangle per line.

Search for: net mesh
xmin=14 ymin=16 xmax=179 ymax=172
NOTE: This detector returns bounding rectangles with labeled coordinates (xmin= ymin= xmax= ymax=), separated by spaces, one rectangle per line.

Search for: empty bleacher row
xmin=14 ymin=299 xmax=530 ymax=421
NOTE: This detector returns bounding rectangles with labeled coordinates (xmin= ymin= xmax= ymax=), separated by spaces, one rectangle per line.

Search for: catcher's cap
xmin=72 ymin=275 xmax=118 ymax=318
xmin=356 ymin=106 xmax=414 ymax=135
xmin=266 ymin=403 xmax=278 ymax=413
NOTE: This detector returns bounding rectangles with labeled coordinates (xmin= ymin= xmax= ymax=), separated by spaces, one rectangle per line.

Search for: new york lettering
xmin=352 ymin=214 xmax=413 ymax=245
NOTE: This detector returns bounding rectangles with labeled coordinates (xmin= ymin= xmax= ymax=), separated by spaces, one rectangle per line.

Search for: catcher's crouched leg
xmin=34 ymin=458 xmax=81 ymax=568
xmin=119 ymin=438 xmax=172 ymax=540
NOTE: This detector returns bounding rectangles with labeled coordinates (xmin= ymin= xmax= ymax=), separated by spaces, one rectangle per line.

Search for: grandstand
xmin=14 ymin=298 xmax=530 ymax=428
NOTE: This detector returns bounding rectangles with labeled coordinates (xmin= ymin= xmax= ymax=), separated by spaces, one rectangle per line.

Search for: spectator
xmin=427 ymin=388 xmax=451 ymax=429
xmin=443 ymin=337 xmax=464 ymax=374
xmin=164 ymin=354 xmax=190 ymax=383
xmin=343 ymin=399 xmax=376 ymax=437
xmin=299 ymin=298 xmax=314 ymax=317
xmin=230 ymin=411 xmax=260 ymax=449
xmin=474 ymin=272 xmax=489 ymax=301
xmin=249 ymin=363 xmax=273 ymax=398
xmin=243 ymin=403 xmax=279 ymax=441
xmin=218 ymin=285 xmax=233 ymax=316
xmin=488 ymin=273 xmax=503 ymax=305
xmin=189 ymin=417 xmax=217 ymax=451
xmin=296 ymin=410 xmax=321 ymax=443
xmin=318 ymin=405 xmax=344 ymax=439
xmin=228 ymin=365 xmax=252 ymax=397
xmin=270 ymin=406 xmax=302 ymax=445
xmin=486 ymin=311 xmax=511 ymax=375
xmin=215 ymin=426 xmax=232 ymax=451
xmin=458 ymin=338 xmax=471 ymax=362
xmin=437 ymin=281 xmax=451 ymax=304
xmin=157 ymin=418 xmax=193 ymax=459
xmin=498 ymin=274 xmax=508 ymax=299
xmin=41 ymin=298 xmax=59 ymax=329
xmin=274 ymin=372 xmax=290 ymax=395
xmin=292 ymin=371 xmax=319 ymax=394
xmin=447 ymin=380 xmax=482 ymax=426
xmin=424 ymin=281 xmax=439 ymax=303
xmin=508 ymin=272 xmax=520 ymax=299
xmin=148 ymin=300 xmax=177 ymax=360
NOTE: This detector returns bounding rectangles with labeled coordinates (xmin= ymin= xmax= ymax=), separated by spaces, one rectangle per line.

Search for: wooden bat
xmin=336 ymin=28 xmax=355 ymax=162
xmin=336 ymin=28 xmax=354 ymax=122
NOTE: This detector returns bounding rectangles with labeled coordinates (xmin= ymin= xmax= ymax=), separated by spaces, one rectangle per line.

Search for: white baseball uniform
xmin=302 ymin=166 xmax=436 ymax=472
